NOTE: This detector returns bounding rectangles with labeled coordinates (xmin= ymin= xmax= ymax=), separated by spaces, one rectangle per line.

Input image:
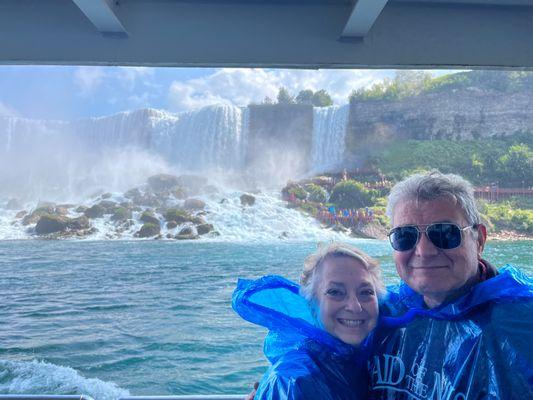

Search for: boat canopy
xmin=1 ymin=0 xmax=533 ymax=69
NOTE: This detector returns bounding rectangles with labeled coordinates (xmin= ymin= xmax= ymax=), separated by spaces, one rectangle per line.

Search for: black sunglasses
xmin=388 ymin=223 xmax=476 ymax=252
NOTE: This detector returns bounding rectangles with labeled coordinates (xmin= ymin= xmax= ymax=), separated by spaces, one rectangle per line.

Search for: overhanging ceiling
xmin=1 ymin=0 xmax=533 ymax=69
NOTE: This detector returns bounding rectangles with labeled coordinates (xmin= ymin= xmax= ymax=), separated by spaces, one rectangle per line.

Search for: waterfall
xmin=151 ymin=105 xmax=245 ymax=170
xmin=311 ymin=105 xmax=349 ymax=172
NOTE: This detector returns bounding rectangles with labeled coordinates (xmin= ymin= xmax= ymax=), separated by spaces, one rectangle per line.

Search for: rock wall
xmin=347 ymin=88 xmax=533 ymax=152
xmin=247 ymin=104 xmax=313 ymax=178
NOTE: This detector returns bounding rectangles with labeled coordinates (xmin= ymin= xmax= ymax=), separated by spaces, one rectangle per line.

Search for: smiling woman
xmin=232 ymin=242 xmax=385 ymax=400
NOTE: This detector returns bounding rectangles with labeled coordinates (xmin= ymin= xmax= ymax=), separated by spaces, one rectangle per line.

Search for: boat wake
xmin=0 ymin=359 xmax=129 ymax=400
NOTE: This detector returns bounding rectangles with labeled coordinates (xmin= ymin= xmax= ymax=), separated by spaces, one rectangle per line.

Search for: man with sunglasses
xmin=369 ymin=171 xmax=533 ymax=399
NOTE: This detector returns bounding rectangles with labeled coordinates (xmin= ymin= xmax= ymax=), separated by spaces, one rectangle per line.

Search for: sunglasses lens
xmin=427 ymin=223 xmax=462 ymax=250
xmin=389 ymin=226 xmax=419 ymax=251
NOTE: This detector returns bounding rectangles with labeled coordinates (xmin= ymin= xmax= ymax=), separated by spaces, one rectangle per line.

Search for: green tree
xmin=312 ymin=89 xmax=333 ymax=107
xmin=295 ymin=89 xmax=314 ymax=105
xmin=305 ymin=183 xmax=328 ymax=203
xmin=277 ymin=87 xmax=295 ymax=104
xmin=329 ymin=180 xmax=373 ymax=208
xmin=497 ymin=144 xmax=533 ymax=186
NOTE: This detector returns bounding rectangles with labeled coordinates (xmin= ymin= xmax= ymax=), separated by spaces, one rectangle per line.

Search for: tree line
xmin=260 ymin=87 xmax=333 ymax=107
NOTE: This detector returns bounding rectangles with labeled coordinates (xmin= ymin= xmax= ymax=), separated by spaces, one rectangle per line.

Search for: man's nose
xmin=344 ymin=294 xmax=363 ymax=312
xmin=415 ymin=231 xmax=439 ymax=256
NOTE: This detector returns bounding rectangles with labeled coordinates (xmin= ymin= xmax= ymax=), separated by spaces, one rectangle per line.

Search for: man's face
xmin=392 ymin=198 xmax=486 ymax=307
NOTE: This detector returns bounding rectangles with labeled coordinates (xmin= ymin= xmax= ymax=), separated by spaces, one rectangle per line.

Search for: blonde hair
xmin=299 ymin=242 xmax=385 ymax=301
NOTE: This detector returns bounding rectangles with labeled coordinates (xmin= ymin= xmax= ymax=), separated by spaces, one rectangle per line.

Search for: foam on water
xmin=0 ymin=189 xmax=347 ymax=242
xmin=203 ymin=190 xmax=343 ymax=242
xmin=0 ymin=359 xmax=129 ymax=400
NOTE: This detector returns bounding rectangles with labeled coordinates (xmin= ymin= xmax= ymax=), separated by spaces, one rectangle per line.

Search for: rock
xmin=111 ymin=207 xmax=132 ymax=222
xmin=5 ymin=198 xmax=23 ymax=210
xmin=311 ymin=176 xmax=333 ymax=188
xmin=183 ymin=198 xmax=206 ymax=211
xmin=140 ymin=211 xmax=160 ymax=225
xmin=133 ymin=193 xmax=161 ymax=208
xmin=124 ymin=188 xmax=142 ymax=199
xmin=101 ymin=193 xmax=112 ymax=199
xmin=240 ymin=193 xmax=256 ymax=206
xmin=279 ymin=231 xmax=289 ymax=239
xmin=191 ymin=216 xmax=206 ymax=225
xmin=164 ymin=208 xmax=193 ymax=224
xmin=37 ymin=201 xmax=56 ymax=210
xmin=220 ymin=198 xmax=228 ymax=204
xmin=351 ymin=222 xmax=388 ymax=240
xmin=175 ymin=226 xmax=199 ymax=240
xmin=97 ymin=200 xmax=117 ymax=214
xmin=15 ymin=210 xmax=28 ymax=218
xmin=67 ymin=216 xmax=90 ymax=230
xmin=76 ymin=205 xmax=88 ymax=213
xmin=55 ymin=206 xmax=70 ymax=216
xmin=166 ymin=233 xmax=174 ymax=239
xmin=166 ymin=221 xmax=178 ymax=229
xmin=196 ymin=223 xmax=214 ymax=235
xmin=135 ymin=222 xmax=161 ymax=238
xmin=22 ymin=207 xmax=54 ymax=225
xmin=84 ymin=204 xmax=106 ymax=219
xmin=35 ymin=215 xmax=69 ymax=234
xmin=332 ymin=224 xmax=350 ymax=234
xmin=147 ymin=174 xmax=181 ymax=192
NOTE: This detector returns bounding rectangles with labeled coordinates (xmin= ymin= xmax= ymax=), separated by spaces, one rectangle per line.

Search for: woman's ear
xmin=476 ymin=224 xmax=487 ymax=258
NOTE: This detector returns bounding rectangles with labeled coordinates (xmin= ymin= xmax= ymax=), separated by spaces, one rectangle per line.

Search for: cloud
xmin=0 ymin=101 xmax=19 ymax=117
xmin=73 ymin=67 xmax=107 ymax=95
xmin=167 ymin=68 xmax=392 ymax=112
xmin=116 ymin=67 xmax=155 ymax=91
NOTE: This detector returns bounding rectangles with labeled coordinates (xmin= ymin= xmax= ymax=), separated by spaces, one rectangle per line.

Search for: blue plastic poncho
xmin=232 ymin=275 xmax=370 ymax=400
xmin=369 ymin=265 xmax=533 ymax=400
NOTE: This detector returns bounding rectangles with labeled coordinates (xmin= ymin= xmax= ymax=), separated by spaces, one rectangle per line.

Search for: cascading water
xmin=0 ymin=104 xmax=352 ymax=241
xmin=311 ymin=105 xmax=349 ymax=173
xmin=151 ymin=104 xmax=246 ymax=170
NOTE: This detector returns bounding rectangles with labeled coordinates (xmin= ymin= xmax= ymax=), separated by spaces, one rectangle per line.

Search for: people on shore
xmin=238 ymin=170 xmax=533 ymax=399
xmin=233 ymin=243 xmax=385 ymax=399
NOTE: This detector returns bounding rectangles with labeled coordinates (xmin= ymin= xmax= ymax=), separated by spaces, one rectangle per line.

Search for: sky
xmin=0 ymin=66 xmax=456 ymax=121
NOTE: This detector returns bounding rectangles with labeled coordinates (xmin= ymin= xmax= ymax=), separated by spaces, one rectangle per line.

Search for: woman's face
xmin=316 ymin=256 xmax=379 ymax=346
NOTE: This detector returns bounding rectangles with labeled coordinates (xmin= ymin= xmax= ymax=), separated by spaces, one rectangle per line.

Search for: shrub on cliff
xmin=329 ymin=180 xmax=373 ymax=209
xmin=305 ymin=184 xmax=328 ymax=203
xmin=288 ymin=186 xmax=308 ymax=200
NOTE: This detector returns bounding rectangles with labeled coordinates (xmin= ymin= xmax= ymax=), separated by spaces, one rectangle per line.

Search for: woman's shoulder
xmin=256 ymin=347 xmax=364 ymax=400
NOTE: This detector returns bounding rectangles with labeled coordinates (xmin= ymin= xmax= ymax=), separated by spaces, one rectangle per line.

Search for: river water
xmin=0 ymin=239 xmax=531 ymax=399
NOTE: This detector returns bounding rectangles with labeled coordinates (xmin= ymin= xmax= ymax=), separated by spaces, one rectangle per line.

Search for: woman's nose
xmin=344 ymin=294 xmax=363 ymax=312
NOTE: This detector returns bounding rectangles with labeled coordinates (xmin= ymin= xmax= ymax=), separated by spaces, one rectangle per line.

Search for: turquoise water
xmin=0 ymin=240 xmax=531 ymax=398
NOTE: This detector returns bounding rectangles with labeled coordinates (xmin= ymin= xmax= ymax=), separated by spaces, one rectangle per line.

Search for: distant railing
xmin=474 ymin=187 xmax=533 ymax=202
xmin=0 ymin=396 xmax=245 ymax=400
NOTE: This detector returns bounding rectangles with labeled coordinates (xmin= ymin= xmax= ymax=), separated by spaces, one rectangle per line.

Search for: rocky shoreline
xmin=4 ymin=174 xmax=257 ymax=240
xmin=488 ymin=230 xmax=533 ymax=241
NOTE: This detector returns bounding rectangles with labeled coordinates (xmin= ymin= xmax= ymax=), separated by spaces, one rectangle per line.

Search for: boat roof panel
xmin=1 ymin=0 xmax=533 ymax=69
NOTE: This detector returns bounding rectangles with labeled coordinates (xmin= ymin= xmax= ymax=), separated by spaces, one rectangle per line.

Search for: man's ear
xmin=476 ymin=224 xmax=487 ymax=257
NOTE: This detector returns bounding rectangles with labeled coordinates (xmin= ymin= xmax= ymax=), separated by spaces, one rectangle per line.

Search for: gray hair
xmin=299 ymin=242 xmax=386 ymax=302
xmin=386 ymin=171 xmax=481 ymax=227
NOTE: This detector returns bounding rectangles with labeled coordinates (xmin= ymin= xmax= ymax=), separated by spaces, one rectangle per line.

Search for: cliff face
xmin=347 ymin=88 xmax=533 ymax=151
xmin=246 ymin=104 xmax=313 ymax=178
